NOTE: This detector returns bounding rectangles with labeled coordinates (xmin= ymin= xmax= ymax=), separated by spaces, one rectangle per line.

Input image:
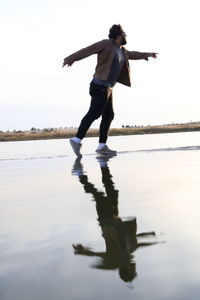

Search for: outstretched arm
xmin=62 ymin=39 xmax=107 ymax=67
xmin=72 ymin=244 xmax=106 ymax=258
xmin=137 ymin=241 xmax=159 ymax=248
xmin=126 ymin=50 xmax=158 ymax=61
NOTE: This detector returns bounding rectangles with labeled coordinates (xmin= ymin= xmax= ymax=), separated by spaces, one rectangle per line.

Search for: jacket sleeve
xmin=126 ymin=50 xmax=150 ymax=61
xmin=64 ymin=39 xmax=107 ymax=64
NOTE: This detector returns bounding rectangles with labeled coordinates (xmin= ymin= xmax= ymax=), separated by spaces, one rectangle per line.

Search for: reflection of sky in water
xmin=0 ymin=133 xmax=200 ymax=299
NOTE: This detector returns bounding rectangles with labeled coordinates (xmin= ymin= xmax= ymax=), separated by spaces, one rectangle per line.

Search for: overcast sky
xmin=1 ymin=0 xmax=200 ymax=131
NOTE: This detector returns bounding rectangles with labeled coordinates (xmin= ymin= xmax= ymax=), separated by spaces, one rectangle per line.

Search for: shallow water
xmin=1 ymin=132 xmax=200 ymax=300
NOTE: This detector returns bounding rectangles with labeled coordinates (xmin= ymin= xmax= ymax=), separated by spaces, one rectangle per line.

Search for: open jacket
xmin=65 ymin=39 xmax=151 ymax=87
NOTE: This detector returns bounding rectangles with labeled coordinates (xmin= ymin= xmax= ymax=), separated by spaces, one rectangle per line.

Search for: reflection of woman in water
xmin=72 ymin=157 xmax=157 ymax=282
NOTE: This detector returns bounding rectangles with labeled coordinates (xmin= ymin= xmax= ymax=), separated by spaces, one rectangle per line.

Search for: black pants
xmin=76 ymin=81 xmax=114 ymax=143
xmin=79 ymin=166 xmax=119 ymax=221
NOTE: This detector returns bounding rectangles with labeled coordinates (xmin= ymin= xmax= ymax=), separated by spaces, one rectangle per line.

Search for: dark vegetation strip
xmin=1 ymin=125 xmax=200 ymax=142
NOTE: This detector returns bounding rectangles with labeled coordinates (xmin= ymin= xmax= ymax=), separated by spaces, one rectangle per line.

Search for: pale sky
xmin=1 ymin=0 xmax=200 ymax=131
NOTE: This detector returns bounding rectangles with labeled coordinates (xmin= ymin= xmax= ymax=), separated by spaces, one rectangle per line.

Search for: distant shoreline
xmin=1 ymin=123 xmax=200 ymax=142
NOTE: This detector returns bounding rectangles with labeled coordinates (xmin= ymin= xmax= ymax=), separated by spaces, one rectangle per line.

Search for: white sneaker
xmin=96 ymin=145 xmax=117 ymax=156
xmin=70 ymin=138 xmax=82 ymax=157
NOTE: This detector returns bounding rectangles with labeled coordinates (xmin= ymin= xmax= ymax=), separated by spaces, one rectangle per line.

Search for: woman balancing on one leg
xmin=63 ymin=24 xmax=158 ymax=157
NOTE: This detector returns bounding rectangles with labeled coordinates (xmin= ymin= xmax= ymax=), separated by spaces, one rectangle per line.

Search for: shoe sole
xmin=96 ymin=150 xmax=117 ymax=156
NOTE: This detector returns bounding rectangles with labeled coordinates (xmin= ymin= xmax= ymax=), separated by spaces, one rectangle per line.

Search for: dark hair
xmin=108 ymin=24 xmax=125 ymax=40
xmin=119 ymin=263 xmax=137 ymax=282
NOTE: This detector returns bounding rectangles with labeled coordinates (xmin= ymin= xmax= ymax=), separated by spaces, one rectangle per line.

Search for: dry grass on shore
xmin=1 ymin=123 xmax=200 ymax=142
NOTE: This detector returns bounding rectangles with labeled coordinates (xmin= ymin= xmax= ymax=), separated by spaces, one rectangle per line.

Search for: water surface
xmin=1 ymin=132 xmax=200 ymax=300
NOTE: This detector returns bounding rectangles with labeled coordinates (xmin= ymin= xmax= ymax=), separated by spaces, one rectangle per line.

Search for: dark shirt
xmin=93 ymin=46 xmax=125 ymax=88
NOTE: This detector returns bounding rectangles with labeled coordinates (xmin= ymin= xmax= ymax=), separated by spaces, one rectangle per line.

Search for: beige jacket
xmin=64 ymin=39 xmax=151 ymax=87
